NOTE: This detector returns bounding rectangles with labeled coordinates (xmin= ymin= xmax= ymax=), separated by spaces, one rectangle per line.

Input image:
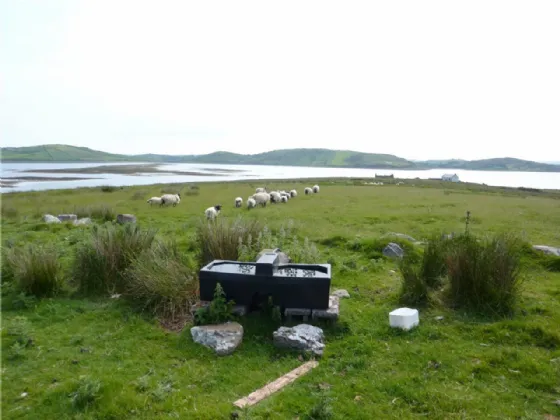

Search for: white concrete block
xmin=389 ymin=307 xmax=419 ymax=331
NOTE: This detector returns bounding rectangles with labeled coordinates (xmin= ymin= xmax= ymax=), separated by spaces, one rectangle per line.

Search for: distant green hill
xmin=2 ymin=144 xmax=559 ymax=172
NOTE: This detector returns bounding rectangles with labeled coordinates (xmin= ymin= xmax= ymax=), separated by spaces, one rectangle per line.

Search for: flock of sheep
xmin=145 ymin=184 xmax=321 ymax=221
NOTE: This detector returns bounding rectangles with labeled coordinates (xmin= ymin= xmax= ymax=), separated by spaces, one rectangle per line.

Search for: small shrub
xmin=399 ymin=257 xmax=429 ymax=306
xmin=73 ymin=223 xmax=157 ymax=295
xmin=194 ymin=283 xmax=235 ymax=325
xmin=70 ymin=376 xmax=102 ymax=410
xmin=446 ymin=233 xmax=523 ymax=315
xmin=125 ymin=240 xmax=198 ymax=320
xmin=420 ymin=235 xmax=449 ymax=288
xmin=306 ymin=395 xmax=334 ymax=420
xmin=4 ymin=245 xmax=62 ymax=297
xmin=100 ymin=185 xmax=117 ymax=193
xmin=150 ymin=378 xmax=174 ymax=402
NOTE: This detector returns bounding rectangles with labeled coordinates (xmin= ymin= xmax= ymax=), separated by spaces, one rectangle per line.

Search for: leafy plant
xmin=69 ymin=376 xmax=102 ymax=410
xmin=194 ymin=283 xmax=235 ymax=325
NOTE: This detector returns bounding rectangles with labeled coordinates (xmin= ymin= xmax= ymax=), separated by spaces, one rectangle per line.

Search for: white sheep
xmin=247 ymin=198 xmax=257 ymax=209
xmin=161 ymin=193 xmax=181 ymax=207
xmin=205 ymin=204 xmax=222 ymax=220
xmin=234 ymin=197 xmax=243 ymax=208
xmin=304 ymin=187 xmax=313 ymax=195
xmin=280 ymin=192 xmax=290 ymax=200
xmin=255 ymin=187 xmax=267 ymax=194
xmin=280 ymin=195 xmax=288 ymax=203
xmin=290 ymin=189 xmax=297 ymax=198
xmin=147 ymin=196 xmax=162 ymax=206
xmin=252 ymin=192 xmax=270 ymax=207
xmin=312 ymin=185 xmax=320 ymax=193
xmin=269 ymin=191 xmax=282 ymax=203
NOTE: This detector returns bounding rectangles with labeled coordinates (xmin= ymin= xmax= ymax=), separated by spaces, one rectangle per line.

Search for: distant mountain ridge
xmin=2 ymin=144 xmax=560 ymax=172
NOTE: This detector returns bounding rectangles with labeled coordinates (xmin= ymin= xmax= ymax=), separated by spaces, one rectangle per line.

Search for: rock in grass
xmin=383 ymin=242 xmax=404 ymax=259
xmin=73 ymin=217 xmax=92 ymax=226
xmin=191 ymin=322 xmax=243 ymax=356
xmin=57 ymin=214 xmax=77 ymax=222
xmin=43 ymin=214 xmax=61 ymax=224
xmin=532 ymin=245 xmax=560 ymax=257
xmin=273 ymin=324 xmax=325 ymax=357
xmin=332 ymin=289 xmax=350 ymax=298
xmin=116 ymin=214 xmax=137 ymax=224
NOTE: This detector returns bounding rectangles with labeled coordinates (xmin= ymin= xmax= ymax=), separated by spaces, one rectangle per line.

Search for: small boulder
xmin=191 ymin=322 xmax=243 ymax=356
xmin=332 ymin=289 xmax=350 ymax=298
xmin=533 ymin=245 xmax=560 ymax=257
xmin=273 ymin=324 xmax=325 ymax=357
xmin=383 ymin=242 xmax=404 ymax=259
xmin=57 ymin=214 xmax=77 ymax=222
xmin=117 ymin=214 xmax=137 ymax=224
xmin=43 ymin=214 xmax=61 ymax=224
xmin=73 ymin=217 xmax=92 ymax=226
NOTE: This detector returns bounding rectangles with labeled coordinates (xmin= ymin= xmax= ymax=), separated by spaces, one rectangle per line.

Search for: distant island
xmin=2 ymin=144 xmax=560 ymax=172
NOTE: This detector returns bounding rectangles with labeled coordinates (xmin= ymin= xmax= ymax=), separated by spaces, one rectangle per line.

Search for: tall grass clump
xmin=446 ymin=233 xmax=523 ymax=315
xmin=4 ymin=244 xmax=62 ymax=297
xmin=72 ymin=223 xmax=157 ymax=295
xmin=100 ymin=185 xmax=117 ymax=193
xmin=196 ymin=216 xmax=262 ymax=267
xmin=125 ymin=240 xmax=198 ymax=321
xmin=419 ymin=234 xmax=449 ymax=288
xmin=399 ymin=257 xmax=429 ymax=306
xmin=73 ymin=205 xmax=116 ymax=222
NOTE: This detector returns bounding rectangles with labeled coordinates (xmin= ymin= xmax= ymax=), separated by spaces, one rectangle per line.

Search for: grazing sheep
xmin=269 ymin=191 xmax=282 ymax=203
xmin=161 ymin=193 xmax=181 ymax=207
xmin=234 ymin=197 xmax=243 ymax=208
xmin=312 ymin=185 xmax=320 ymax=193
xmin=280 ymin=195 xmax=288 ymax=203
xmin=252 ymin=192 xmax=270 ymax=207
xmin=247 ymin=198 xmax=257 ymax=209
xmin=147 ymin=196 xmax=162 ymax=206
xmin=304 ymin=187 xmax=313 ymax=195
xmin=280 ymin=192 xmax=290 ymax=200
xmin=290 ymin=189 xmax=297 ymax=198
xmin=205 ymin=204 xmax=222 ymax=220
xmin=255 ymin=187 xmax=267 ymax=193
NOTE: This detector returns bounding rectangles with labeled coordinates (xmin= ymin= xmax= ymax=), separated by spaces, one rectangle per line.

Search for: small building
xmin=441 ymin=173 xmax=460 ymax=182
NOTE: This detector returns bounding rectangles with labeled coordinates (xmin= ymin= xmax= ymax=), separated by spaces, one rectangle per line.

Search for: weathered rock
xmin=383 ymin=242 xmax=404 ymax=259
xmin=73 ymin=217 xmax=92 ymax=226
xmin=332 ymin=289 xmax=350 ymax=298
xmin=382 ymin=232 xmax=417 ymax=243
xmin=273 ymin=324 xmax=325 ymax=357
xmin=43 ymin=214 xmax=61 ymax=224
xmin=57 ymin=214 xmax=77 ymax=222
xmin=256 ymin=248 xmax=291 ymax=264
xmin=116 ymin=214 xmax=137 ymax=224
xmin=312 ymin=295 xmax=340 ymax=321
xmin=191 ymin=322 xmax=243 ymax=356
xmin=533 ymin=245 xmax=560 ymax=257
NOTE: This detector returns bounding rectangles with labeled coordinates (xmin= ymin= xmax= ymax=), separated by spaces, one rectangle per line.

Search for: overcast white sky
xmin=1 ymin=1 xmax=559 ymax=161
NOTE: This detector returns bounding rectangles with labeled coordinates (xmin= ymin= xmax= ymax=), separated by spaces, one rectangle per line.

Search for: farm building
xmin=441 ymin=173 xmax=460 ymax=182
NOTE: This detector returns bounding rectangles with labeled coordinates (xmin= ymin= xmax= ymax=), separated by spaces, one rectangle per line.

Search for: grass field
xmin=2 ymin=179 xmax=560 ymax=419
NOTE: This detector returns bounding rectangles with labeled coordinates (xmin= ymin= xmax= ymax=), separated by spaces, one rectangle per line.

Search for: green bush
xmin=4 ymin=244 xmax=62 ymax=297
xmin=72 ymin=223 xmax=156 ymax=295
xmin=100 ymin=185 xmax=117 ymax=193
xmin=399 ymin=257 xmax=429 ymax=306
xmin=70 ymin=376 xmax=102 ymax=410
xmin=125 ymin=240 xmax=198 ymax=320
xmin=446 ymin=233 xmax=523 ymax=315
xmin=194 ymin=283 xmax=235 ymax=325
xmin=419 ymin=234 xmax=449 ymax=288
xmin=196 ymin=216 xmax=262 ymax=267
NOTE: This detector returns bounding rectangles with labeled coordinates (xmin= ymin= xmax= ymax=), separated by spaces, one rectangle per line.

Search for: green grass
xmin=2 ymin=180 xmax=560 ymax=419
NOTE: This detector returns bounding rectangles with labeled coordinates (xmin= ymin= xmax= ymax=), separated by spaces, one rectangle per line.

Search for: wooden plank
xmin=233 ymin=360 xmax=319 ymax=408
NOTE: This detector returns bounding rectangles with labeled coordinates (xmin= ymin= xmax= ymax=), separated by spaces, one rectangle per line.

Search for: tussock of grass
xmin=71 ymin=205 xmax=116 ymax=222
xmin=125 ymin=240 xmax=198 ymax=321
xmin=399 ymin=258 xmax=429 ymax=306
xmin=4 ymin=244 xmax=62 ymax=297
xmin=72 ymin=223 xmax=157 ymax=295
xmin=70 ymin=376 xmax=102 ymax=410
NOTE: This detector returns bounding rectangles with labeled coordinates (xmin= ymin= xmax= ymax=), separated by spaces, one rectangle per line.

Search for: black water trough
xmin=198 ymin=250 xmax=332 ymax=309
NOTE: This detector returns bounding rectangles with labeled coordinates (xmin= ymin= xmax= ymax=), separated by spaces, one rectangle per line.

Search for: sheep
xmin=252 ymin=192 xmax=270 ymax=207
xmin=304 ymin=187 xmax=313 ymax=195
xmin=312 ymin=185 xmax=320 ymax=193
xmin=205 ymin=204 xmax=222 ymax=220
xmin=234 ymin=197 xmax=243 ymax=208
xmin=269 ymin=191 xmax=282 ymax=203
xmin=255 ymin=187 xmax=267 ymax=194
xmin=161 ymin=193 xmax=181 ymax=207
xmin=147 ymin=196 xmax=162 ymax=206
xmin=247 ymin=197 xmax=257 ymax=209
xmin=290 ymin=189 xmax=297 ymax=198
xmin=280 ymin=195 xmax=288 ymax=203
xmin=280 ymin=192 xmax=290 ymax=201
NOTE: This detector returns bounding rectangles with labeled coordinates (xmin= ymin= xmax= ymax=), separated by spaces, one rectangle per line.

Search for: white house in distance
xmin=441 ymin=173 xmax=460 ymax=182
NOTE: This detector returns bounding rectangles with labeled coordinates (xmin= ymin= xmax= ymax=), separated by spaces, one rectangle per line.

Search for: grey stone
xmin=532 ymin=245 xmax=560 ymax=257
xmin=117 ymin=214 xmax=137 ymax=224
xmin=42 ymin=214 xmax=61 ymax=224
xmin=57 ymin=214 xmax=77 ymax=222
xmin=273 ymin=324 xmax=325 ymax=357
xmin=73 ymin=217 xmax=92 ymax=226
xmin=285 ymin=308 xmax=311 ymax=322
xmin=312 ymin=295 xmax=339 ymax=321
xmin=332 ymin=289 xmax=350 ymax=298
xmin=383 ymin=242 xmax=404 ymax=259
xmin=256 ymin=248 xmax=291 ymax=264
xmin=382 ymin=232 xmax=417 ymax=242
xmin=190 ymin=322 xmax=243 ymax=356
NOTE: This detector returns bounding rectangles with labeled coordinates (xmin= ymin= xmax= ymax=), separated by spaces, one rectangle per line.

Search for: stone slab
xmin=311 ymin=295 xmax=339 ymax=321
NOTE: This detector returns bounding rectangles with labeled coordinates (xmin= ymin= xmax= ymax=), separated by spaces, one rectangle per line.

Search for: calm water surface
xmin=1 ymin=162 xmax=559 ymax=192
